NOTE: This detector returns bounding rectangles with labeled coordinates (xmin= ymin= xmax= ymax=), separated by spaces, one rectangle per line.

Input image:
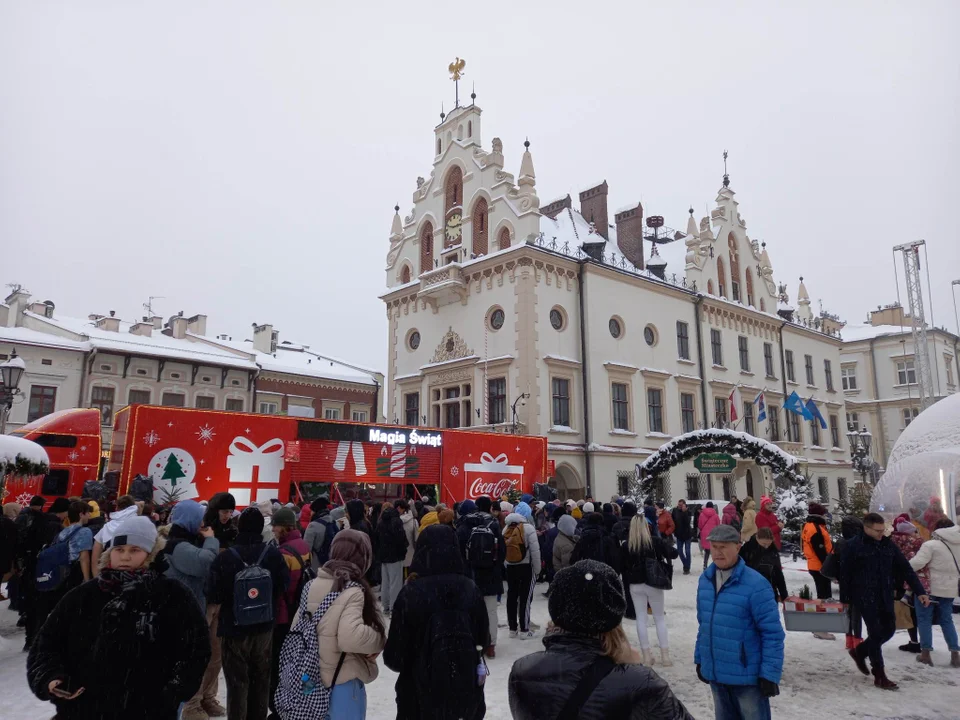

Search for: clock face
xmin=446 ymin=213 xmax=462 ymax=242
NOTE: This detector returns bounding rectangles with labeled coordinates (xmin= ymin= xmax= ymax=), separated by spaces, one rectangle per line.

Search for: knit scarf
xmin=98 ymin=568 xmax=161 ymax=641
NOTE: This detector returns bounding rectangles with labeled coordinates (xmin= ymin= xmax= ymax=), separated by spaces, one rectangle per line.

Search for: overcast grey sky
xmin=2 ymin=1 xmax=958 ymax=371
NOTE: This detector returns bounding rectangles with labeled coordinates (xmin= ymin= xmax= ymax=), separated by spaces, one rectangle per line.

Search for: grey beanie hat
xmin=708 ymin=524 xmax=742 ymax=544
xmin=111 ymin=515 xmax=159 ymax=553
xmin=549 ymin=559 xmax=626 ymax=635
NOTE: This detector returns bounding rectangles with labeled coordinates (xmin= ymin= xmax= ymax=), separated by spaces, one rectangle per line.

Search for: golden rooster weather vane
xmin=448 ymin=57 xmax=466 ymax=107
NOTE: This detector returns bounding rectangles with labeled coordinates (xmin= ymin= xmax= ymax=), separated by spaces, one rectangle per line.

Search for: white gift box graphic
xmin=464 ymin=452 xmax=524 ymax=498
xmin=226 ymin=436 xmax=285 ymax=506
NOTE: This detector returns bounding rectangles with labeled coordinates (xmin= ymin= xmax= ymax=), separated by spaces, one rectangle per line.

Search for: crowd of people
xmin=0 ymin=488 xmax=958 ymax=720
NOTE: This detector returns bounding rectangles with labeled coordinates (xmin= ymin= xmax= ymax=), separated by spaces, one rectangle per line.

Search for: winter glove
xmin=759 ymin=678 xmax=780 ymax=697
xmin=696 ymin=664 xmax=709 ymax=684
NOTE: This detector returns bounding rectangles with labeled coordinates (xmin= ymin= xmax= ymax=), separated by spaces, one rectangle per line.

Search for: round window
xmin=644 ymin=325 xmax=657 ymax=346
xmin=609 ymin=318 xmax=622 ymax=339
xmin=490 ymin=308 xmax=505 ymax=331
xmin=550 ymin=308 xmax=564 ymax=331
xmin=409 ymin=331 xmax=421 ymax=350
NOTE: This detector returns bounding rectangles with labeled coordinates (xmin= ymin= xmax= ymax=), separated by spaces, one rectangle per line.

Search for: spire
xmin=390 ymin=204 xmax=402 ymax=238
xmin=796 ymin=276 xmax=813 ymax=322
xmin=759 ymin=241 xmax=772 ymax=269
xmin=797 ymin=276 xmax=810 ymax=302
xmin=685 ymin=207 xmax=698 ymax=237
xmin=518 ymin=138 xmax=536 ymax=188
xmin=722 ymin=150 xmax=730 ymax=188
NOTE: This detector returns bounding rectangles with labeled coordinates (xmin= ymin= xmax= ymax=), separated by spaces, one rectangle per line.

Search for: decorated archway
xmin=637 ymin=428 xmax=803 ymax=487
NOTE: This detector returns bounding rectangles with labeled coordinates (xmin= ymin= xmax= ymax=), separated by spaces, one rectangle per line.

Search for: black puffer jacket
xmin=838 ymin=531 xmax=925 ymax=618
xmin=509 ymin=632 xmax=694 ymax=720
xmin=570 ymin=525 xmax=622 ymax=574
xmin=455 ymin=511 xmax=505 ymax=596
xmin=622 ymin=537 xmax=679 ymax=587
xmin=377 ymin=507 xmax=409 ymax=564
xmin=27 ymin=570 xmax=210 ymax=720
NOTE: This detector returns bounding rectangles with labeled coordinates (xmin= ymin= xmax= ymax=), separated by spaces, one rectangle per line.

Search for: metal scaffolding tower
xmin=894 ymin=240 xmax=935 ymax=409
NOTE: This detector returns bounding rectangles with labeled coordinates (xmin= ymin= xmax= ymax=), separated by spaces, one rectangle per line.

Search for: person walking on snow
xmin=739 ymin=527 xmax=789 ymax=602
xmin=612 ymin=502 xmax=638 ymax=617
xmin=504 ymin=506 xmax=541 ymax=639
xmin=456 ymin=496 xmax=505 ymax=658
xmin=740 ymin=497 xmax=758 ymax=543
xmin=908 ymin=518 xmax=960 ymax=667
xmin=695 ymin=524 xmax=785 ymax=720
xmin=839 ymin=512 xmax=930 ymax=690
xmin=656 ymin=502 xmax=675 ymax=540
xmin=697 ymin=502 xmax=721 ymax=570
xmin=303 ymin=497 xmax=338 ymax=571
xmin=890 ymin=516 xmax=925 ymax=653
xmin=376 ymin=503 xmax=408 ymax=617
xmin=552 ymin=513 xmax=579 ymax=575
xmin=395 ymin=498 xmax=419 ymax=579
xmin=623 ymin=513 xmax=679 ymax=667
xmin=671 ymin=499 xmax=693 ymax=575
xmin=754 ymin=497 xmax=783 ymax=550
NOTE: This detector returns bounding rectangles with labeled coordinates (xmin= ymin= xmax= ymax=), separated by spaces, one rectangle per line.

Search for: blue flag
xmin=753 ymin=391 xmax=767 ymax=422
xmin=805 ymin=397 xmax=828 ymax=429
xmin=784 ymin=391 xmax=813 ymax=420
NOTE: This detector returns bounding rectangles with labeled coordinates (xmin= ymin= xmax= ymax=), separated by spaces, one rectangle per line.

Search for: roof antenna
xmin=470 ymin=82 xmax=476 ymax=104
xmin=722 ymin=150 xmax=730 ymax=188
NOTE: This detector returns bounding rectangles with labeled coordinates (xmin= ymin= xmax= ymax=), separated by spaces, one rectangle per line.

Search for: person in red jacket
xmin=299 ymin=503 xmax=313 ymax=532
xmin=656 ymin=502 xmax=676 ymax=539
xmin=697 ymin=503 xmax=721 ymax=570
xmin=754 ymin=496 xmax=783 ymax=550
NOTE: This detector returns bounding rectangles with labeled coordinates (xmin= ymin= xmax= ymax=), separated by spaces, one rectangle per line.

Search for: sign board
xmin=548 ymin=459 xmax=556 ymax=477
xmin=694 ymin=453 xmax=737 ymax=473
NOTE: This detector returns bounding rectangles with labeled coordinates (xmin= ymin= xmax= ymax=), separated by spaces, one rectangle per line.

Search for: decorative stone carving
xmin=428 ymin=366 xmax=473 ymax=386
xmin=416 ymin=176 xmax=425 ymax=188
xmin=492 ymin=137 xmax=503 ymax=153
xmin=430 ymin=327 xmax=473 ymax=363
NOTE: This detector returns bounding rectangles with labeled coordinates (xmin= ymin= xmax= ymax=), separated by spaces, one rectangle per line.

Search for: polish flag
xmin=728 ymin=386 xmax=743 ymax=424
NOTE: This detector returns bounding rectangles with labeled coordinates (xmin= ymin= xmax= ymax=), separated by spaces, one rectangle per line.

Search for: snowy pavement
xmin=3 ymin=567 xmax=959 ymax=719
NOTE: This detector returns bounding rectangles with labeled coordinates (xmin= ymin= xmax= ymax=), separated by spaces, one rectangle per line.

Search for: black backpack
xmin=129 ymin=474 xmax=154 ymax=502
xmin=231 ymin=545 xmax=274 ymax=626
xmin=416 ymin=606 xmax=483 ymax=718
xmin=466 ymin=519 xmax=498 ymax=569
xmin=314 ymin=518 xmax=339 ymax=565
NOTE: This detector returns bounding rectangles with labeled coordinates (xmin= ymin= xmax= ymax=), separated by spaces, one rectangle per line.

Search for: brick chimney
xmin=541 ymin=194 xmax=572 ymax=220
xmin=187 ymin=313 xmax=207 ymax=336
xmin=614 ymin=202 xmax=645 ymax=269
xmin=579 ymin=181 xmax=609 ymax=239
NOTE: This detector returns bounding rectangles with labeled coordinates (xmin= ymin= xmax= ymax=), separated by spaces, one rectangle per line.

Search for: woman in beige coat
xmin=292 ymin=529 xmax=387 ymax=717
xmin=740 ymin=497 xmax=758 ymax=542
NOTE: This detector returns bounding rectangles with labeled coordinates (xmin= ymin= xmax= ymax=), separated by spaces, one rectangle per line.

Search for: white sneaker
xmin=509 ymin=630 xmax=519 ymax=638
xmin=660 ymin=648 xmax=673 ymax=667
xmin=519 ymin=630 xmax=536 ymax=640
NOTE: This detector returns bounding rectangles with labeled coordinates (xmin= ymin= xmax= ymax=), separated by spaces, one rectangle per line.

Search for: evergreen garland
xmin=1 ymin=455 xmax=50 ymax=479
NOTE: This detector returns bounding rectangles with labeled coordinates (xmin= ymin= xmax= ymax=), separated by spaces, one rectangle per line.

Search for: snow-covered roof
xmin=247 ymin=342 xmax=378 ymax=386
xmin=0 ymin=434 xmax=50 ymax=473
xmin=0 ymin=326 xmax=87 ymax=351
xmin=842 ymin=323 xmax=910 ymax=342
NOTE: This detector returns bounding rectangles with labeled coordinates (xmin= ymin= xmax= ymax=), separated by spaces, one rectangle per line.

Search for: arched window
xmin=457 ymin=124 xmax=463 ymax=141
xmin=708 ymin=279 xmax=715 ymax=295
xmin=728 ymin=233 xmax=741 ymax=303
xmin=436 ymin=138 xmax=441 ymax=155
xmin=717 ymin=256 xmax=727 ymax=298
xmin=745 ymin=267 xmax=755 ymax=307
xmin=468 ymin=121 xmax=473 ymax=138
xmin=498 ymin=227 xmax=511 ymax=251
xmin=400 ymin=264 xmax=411 ymax=284
xmin=420 ymin=222 xmax=434 ymax=273
xmin=472 ymin=198 xmax=488 ymax=256
xmin=445 ymin=166 xmax=463 ymax=210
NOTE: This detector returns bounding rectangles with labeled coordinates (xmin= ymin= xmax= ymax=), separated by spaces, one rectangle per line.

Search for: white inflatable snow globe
xmin=870 ymin=392 xmax=960 ymax=524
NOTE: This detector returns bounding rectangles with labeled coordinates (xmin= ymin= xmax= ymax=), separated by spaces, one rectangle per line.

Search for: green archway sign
xmin=694 ymin=453 xmax=737 ymax=473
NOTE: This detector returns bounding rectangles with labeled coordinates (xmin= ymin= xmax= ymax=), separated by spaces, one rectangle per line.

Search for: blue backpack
xmin=35 ymin=525 xmax=82 ymax=593
xmin=231 ymin=545 xmax=274 ymax=626
xmin=314 ymin=518 xmax=338 ymax=566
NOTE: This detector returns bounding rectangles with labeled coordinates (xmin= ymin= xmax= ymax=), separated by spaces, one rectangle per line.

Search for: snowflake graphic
xmin=196 ymin=424 xmax=216 ymax=445
xmin=67 ymin=451 xmax=79 ymax=461
xmin=450 ymin=466 xmax=459 ymax=477
xmin=16 ymin=491 xmax=35 ymax=506
xmin=143 ymin=430 xmax=161 ymax=448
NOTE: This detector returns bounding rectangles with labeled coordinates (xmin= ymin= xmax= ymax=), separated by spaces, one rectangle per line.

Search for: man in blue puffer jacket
xmin=695 ymin=524 xmax=785 ymax=720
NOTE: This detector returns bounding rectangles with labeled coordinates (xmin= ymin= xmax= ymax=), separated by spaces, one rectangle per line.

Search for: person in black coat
xmin=456 ymin=496 xmax=505 ymax=656
xmin=838 ymin=512 xmax=930 ymax=689
xmin=384 ymin=524 xmax=489 ymax=720
xmin=601 ymin=503 xmax=618 ymax=536
xmin=346 ymin=498 xmax=377 ymax=585
xmin=542 ymin=505 xmax=565 ymax=584
xmin=204 ymin=492 xmax=238 ymax=550
xmin=611 ymin=502 xmax=637 ymax=619
xmin=16 ymin=495 xmax=65 ymax=648
xmin=377 ymin=505 xmax=408 ymax=616
xmin=670 ymin=500 xmax=693 ymax=575
xmin=509 ymin=559 xmax=693 ymax=720
xmin=570 ymin=513 xmax=622 ymax=573
xmin=739 ymin=527 xmax=789 ymax=601
xmin=27 ymin=515 xmax=210 ymax=720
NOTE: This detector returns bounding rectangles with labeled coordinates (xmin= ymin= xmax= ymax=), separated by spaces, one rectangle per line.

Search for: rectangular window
xmin=711 ymin=329 xmax=723 ymax=366
xmin=824 ymin=360 xmax=834 ymax=391
xmin=91 ymin=386 xmax=115 ymax=426
xmin=903 ymin=407 xmax=919 ymax=427
xmin=646 ymin=387 xmax=663 ymax=433
xmin=41 ymin=358 xmax=52 ymax=366
xmin=28 ymin=386 xmax=57 ymax=422
xmin=225 ymin=398 xmax=244 ymax=412
xmin=810 ymin=418 xmax=821 ymax=446
xmin=841 ymin=366 xmax=858 ymax=391
xmin=259 ymin=401 xmax=279 ymax=414
xmin=789 ymin=412 xmax=801 ymax=444
xmin=617 ymin=471 xmax=633 ymax=497
xmin=488 ymin=378 xmax=506 ymax=424
xmin=324 ymin=407 xmax=342 ymax=420
xmin=352 ymin=410 xmax=368 ymax=422
xmin=763 ymin=343 xmax=775 ymax=378
xmin=714 ymin=397 xmax=728 ymax=427
xmin=945 ymin=358 xmax=954 ymax=387
xmin=738 ymin=336 xmax=750 ymax=372
xmin=897 ymin=360 xmax=917 ymax=385
xmin=41 ymin=469 xmax=70 ymax=496
xmin=677 ymin=321 xmax=690 ymax=360
xmin=128 ymin=389 xmax=151 ymax=405
xmin=722 ymin=476 xmax=732 ymax=501
xmin=444 ymin=401 xmax=460 ymax=428
xmin=404 ymin=392 xmax=420 ymax=426
xmin=818 ymin=477 xmax=830 ymax=504
xmin=785 ymin=350 xmax=796 ymax=383
xmin=769 ymin=405 xmax=781 ymax=441
xmin=686 ymin=474 xmax=701 ymax=501
xmin=613 ymin=383 xmax=631 ymax=431
xmin=732 ymin=281 xmax=740 ymax=302
xmin=846 ymin=411 xmax=859 ymax=431
xmin=830 ymin=415 xmax=841 ymax=447
xmin=743 ymin=401 xmax=755 ymax=435
xmin=161 ymin=392 xmax=185 ymax=407
xmin=837 ymin=478 xmax=848 ymax=502
xmin=552 ymin=378 xmax=571 ymax=427
xmin=805 ymin=354 xmax=815 ymax=385
xmin=680 ymin=393 xmax=696 ymax=433
xmin=195 ymin=396 xmax=215 ymax=409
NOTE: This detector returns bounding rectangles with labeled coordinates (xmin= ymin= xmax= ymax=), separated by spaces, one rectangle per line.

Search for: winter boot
xmin=898 ymin=641 xmax=921 ymax=653
xmin=872 ymin=667 xmax=898 ymax=690
xmin=952 ymin=651 xmax=960 ymax=668
xmin=641 ymin=648 xmax=656 ymax=666
xmin=201 ymin=699 xmax=226 ymax=717
xmin=813 ymin=631 xmax=836 ymax=640
xmin=485 ymin=645 xmax=496 ymax=659
xmin=660 ymin=648 xmax=673 ymax=667
xmin=916 ymin=650 xmax=933 ymax=666
xmin=849 ymin=645 xmax=869 ymax=676
xmin=180 ymin=701 xmax=208 ymax=720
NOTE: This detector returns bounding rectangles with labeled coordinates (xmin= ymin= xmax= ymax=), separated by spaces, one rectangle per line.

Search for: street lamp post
xmin=846 ymin=424 xmax=874 ymax=486
xmin=0 ymin=348 xmax=26 ymax=435
xmin=511 ymin=393 xmax=530 ymax=434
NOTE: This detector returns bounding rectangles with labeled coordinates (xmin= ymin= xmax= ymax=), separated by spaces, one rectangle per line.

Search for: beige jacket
xmin=400 ymin=512 xmax=419 ymax=567
xmin=741 ymin=504 xmax=758 ymax=542
xmin=292 ymin=569 xmax=386 ymax=687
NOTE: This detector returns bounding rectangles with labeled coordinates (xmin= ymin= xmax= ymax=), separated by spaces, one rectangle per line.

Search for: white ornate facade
xmin=382 ymin=99 xmax=853 ymax=505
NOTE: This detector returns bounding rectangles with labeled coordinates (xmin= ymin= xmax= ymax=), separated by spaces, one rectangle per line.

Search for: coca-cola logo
xmin=468 ymin=477 xmax=516 ymax=498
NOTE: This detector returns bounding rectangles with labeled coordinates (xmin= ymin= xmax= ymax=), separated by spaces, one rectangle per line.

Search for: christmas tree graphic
xmin=161 ymin=453 xmax=187 ymax=487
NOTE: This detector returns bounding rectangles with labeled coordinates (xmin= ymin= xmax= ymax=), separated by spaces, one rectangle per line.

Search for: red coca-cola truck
xmin=102 ymin=405 xmax=547 ymax=506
